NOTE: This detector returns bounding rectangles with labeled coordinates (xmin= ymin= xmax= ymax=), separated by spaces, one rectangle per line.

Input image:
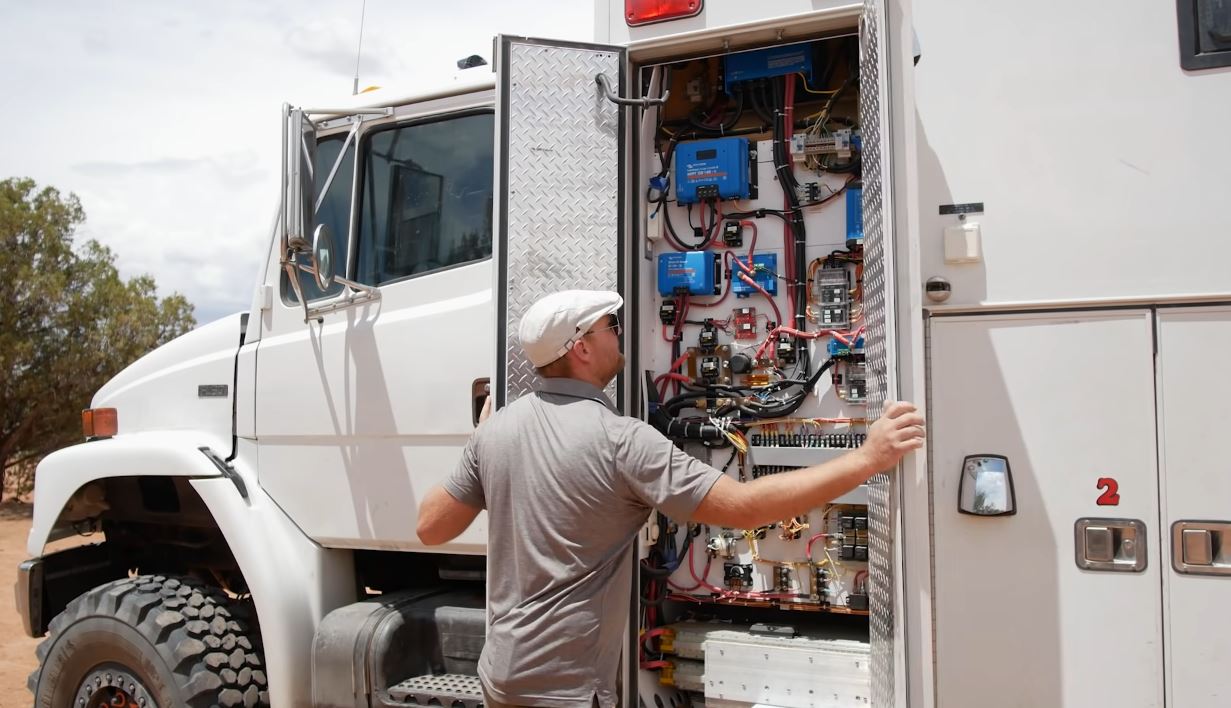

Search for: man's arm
xmin=417 ymin=486 xmax=482 ymax=546
xmin=693 ymin=401 xmax=925 ymax=529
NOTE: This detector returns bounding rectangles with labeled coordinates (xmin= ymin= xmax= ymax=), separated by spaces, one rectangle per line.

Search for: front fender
xmin=190 ymin=473 xmax=356 ymax=708
xmin=27 ymin=431 xmax=227 ymax=556
xmin=29 ymin=434 xmax=356 ymax=708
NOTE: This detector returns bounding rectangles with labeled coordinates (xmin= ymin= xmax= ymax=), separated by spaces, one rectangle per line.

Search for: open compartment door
xmin=859 ymin=0 xmax=918 ymax=705
xmin=493 ymin=36 xmax=627 ymax=409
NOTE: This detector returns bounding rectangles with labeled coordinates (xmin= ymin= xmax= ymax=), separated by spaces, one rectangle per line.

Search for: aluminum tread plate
xmin=859 ymin=2 xmax=899 ymax=706
xmin=388 ymin=673 xmax=483 ymax=707
xmin=500 ymin=39 xmax=622 ymax=406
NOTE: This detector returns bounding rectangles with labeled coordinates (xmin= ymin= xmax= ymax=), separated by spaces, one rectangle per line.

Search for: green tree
xmin=1 ymin=177 xmax=196 ymax=500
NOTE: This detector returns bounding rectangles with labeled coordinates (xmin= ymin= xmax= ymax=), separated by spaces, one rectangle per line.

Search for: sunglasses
xmin=585 ymin=313 xmax=622 ymax=337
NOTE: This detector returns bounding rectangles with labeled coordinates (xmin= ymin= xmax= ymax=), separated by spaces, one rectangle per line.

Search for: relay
xmin=658 ymin=251 xmax=721 ymax=296
xmin=674 ymin=137 xmax=754 ymax=204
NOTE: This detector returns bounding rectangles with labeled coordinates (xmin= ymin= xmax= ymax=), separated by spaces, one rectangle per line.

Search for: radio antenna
xmin=352 ymin=0 xmax=367 ymax=95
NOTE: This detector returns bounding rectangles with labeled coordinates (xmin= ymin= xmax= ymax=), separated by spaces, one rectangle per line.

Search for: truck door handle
xmin=595 ymin=74 xmax=669 ymax=107
xmin=1172 ymin=521 xmax=1231 ymax=576
xmin=471 ymin=379 xmax=490 ymax=427
xmin=1075 ymin=518 xmax=1147 ymax=572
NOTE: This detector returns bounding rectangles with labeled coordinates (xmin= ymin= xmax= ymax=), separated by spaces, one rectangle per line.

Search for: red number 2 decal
xmin=1096 ymin=478 xmax=1120 ymax=506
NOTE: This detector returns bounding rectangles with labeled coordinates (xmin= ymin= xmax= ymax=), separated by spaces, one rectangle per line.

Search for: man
xmin=417 ymin=290 xmax=925 ymax=708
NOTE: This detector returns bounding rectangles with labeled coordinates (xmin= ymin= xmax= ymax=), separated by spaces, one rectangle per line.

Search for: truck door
xmin=929 ymin=310 xmax=1165 ymax=707
xmin=492 ymin=35 xmax=626 ymax=408
xmin=255 ymin=94 xmax=497 ymax=551
xmin=1156 ymin=305 xmax=1231 ymax=707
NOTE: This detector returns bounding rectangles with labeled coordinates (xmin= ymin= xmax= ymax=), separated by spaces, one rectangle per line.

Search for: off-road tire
xmin=29 ymin=574 xmax=269 ymax=708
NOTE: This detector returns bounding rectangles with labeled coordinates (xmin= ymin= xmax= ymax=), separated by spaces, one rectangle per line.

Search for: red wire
xmin=667 ymin=543 xmax=710 ymax=592
xmin=806 ymin=532 xmax=831 ymax=561
xmin=738 ymin=273 xmax=783 ymax=328
xmin=784 ymin=76 xmax=798 ymax=321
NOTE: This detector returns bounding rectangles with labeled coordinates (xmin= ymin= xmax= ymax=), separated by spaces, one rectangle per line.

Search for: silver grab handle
xmin=595 ymin=74 xmax=669 ymax=107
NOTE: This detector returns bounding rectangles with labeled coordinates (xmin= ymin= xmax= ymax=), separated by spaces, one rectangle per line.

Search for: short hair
xmin=536 ymin=355 xmax=574 ymax=378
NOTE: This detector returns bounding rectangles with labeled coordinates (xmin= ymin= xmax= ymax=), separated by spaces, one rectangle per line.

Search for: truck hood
xmin=93 ymin=313 xmax=245 ymax=451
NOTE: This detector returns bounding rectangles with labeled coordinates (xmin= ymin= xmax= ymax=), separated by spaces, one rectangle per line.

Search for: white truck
xmin=15 ymin=1 xmax=1231 ymax=707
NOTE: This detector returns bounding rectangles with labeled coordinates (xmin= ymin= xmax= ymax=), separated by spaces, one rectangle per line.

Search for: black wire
xmin=662 ymin=203 xmax=707 ymax=250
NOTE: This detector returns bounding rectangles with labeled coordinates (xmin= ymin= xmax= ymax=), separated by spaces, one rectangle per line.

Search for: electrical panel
xmin=637 ymin=33 xmax=867 ymax=708
xmin=674 ymin=137 xmax=754 ymax=204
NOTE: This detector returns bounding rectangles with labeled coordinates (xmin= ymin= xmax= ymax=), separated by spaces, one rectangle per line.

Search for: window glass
xmin=356 ymin=112 xmax=493 ymax=285
xmin=285 ymin=134 xmax=354 ymax=302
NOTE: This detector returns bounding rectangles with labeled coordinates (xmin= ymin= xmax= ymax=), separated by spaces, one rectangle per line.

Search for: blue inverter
xmin=845 ymin=185 xmax=863 ymax=245
xmin=723 ymin=44 xmax=815 ymax=93
xmin=674 ymin=137 xmax=752 ymax=204
xmin=730 ymin=253 xmax=779 ymax=297
xmin=658 ymin=251 xmax=721 ymax=296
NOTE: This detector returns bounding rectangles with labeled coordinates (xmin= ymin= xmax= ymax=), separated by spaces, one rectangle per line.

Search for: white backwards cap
xmin=518 ymin=290 xmax=623 ymax=368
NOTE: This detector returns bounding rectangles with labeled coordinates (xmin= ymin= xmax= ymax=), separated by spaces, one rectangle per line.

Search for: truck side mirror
xmin=311 ymin=223 xmax=335 ymax=291
xmin=282 ymin=105 xmax=316 ymax=256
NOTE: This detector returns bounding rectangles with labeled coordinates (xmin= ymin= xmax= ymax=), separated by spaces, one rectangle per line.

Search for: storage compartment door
xmin=493 ymin=36 xmax=626 ymax=408
xmin=1157 ymin=306 xmax=1231 ymax=708
xmin=930 ymin=311 xmax=1163 ymax=708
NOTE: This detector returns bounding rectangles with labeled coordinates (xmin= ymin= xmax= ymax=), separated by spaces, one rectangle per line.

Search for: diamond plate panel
xmin=859 ymin=2 xmax=899 ymax=706
xmin=388 ymin=673 xmax=483 ymax=708
xmin=500 ymin=40 xmax=623 ymax=406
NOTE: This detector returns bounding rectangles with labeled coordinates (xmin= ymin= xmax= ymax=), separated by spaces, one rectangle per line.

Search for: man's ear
xmin=569 ymin=338 xmax=594 ymax=365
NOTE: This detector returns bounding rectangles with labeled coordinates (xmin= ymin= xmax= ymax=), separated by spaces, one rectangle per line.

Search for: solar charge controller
xmin=674 ymin=137 xmax=755 ymax=205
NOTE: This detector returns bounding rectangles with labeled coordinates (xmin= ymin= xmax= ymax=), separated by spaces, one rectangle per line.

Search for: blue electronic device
xmin=674 ymin=137 xmax=753 ymax=204
xmin=845 ymin=185 xmax=863 ymax=245
xmin=828 ymin=335 xmax=865 ymax=358
xmin=730 ymin=253 xmax=779 ymax=297
xmin=723 ymin=44 xmax=815 ymax=93
xmin=658 ymin=251 xmax=721 ymax=296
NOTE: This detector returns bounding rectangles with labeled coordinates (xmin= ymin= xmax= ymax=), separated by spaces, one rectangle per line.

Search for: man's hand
xmin=857 ymin=401 xmax=926 ymax=472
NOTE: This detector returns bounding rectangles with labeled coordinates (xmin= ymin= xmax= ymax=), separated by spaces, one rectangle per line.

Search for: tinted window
xmin=285 ymin=134 xmax=354 ymax=302
xmin=355 ymin=112 xmax=493 ymax=285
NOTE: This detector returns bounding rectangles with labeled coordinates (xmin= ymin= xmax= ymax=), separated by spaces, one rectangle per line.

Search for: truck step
xmin=387 ymin=673 xmax=484 ymax=708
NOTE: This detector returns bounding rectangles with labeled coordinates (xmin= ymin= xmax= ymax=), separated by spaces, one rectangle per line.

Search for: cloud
xmin=74 ymin=157 xmax=206 ymax=177
xmin=73 ymin=154 xmax=268 ymax=188
xmin=0 ymin=0 xmax=594 ymax=326
xmin=285 ymin=18 xmax=391 ymax=78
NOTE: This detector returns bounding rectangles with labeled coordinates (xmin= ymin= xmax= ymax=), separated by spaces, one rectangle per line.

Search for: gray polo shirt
xmin=443 ymin=377 xmax=724 ymax=708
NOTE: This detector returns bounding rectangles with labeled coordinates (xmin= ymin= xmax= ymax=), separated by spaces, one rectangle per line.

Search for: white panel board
xmin=704 ymin=633 xmax=870 ymax=707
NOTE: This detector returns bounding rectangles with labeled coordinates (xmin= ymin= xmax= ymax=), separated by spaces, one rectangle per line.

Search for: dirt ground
xmin=0 ymin=499 xmax=38 ymax=708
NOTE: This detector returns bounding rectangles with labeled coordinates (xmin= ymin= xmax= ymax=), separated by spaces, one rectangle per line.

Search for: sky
xmin=0 ymin=1 xmax=594 ymax=324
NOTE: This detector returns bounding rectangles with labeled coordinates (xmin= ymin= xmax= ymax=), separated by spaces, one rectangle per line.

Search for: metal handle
xmin=1075 ymin=517 xmax=1147 ymax=572
xmin=595 ymin=74 xmax=669 ymax=107
xmin=1172 ymin=521 xmax=1231 ymax=576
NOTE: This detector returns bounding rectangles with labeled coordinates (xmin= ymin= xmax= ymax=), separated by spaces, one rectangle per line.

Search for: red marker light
xmin=625 ymin=0 xmax=702 ymax=26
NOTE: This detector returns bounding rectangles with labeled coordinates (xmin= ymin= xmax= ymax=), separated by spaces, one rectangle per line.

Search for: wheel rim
xmin=76 ymin=664 xmax=158 ymax=708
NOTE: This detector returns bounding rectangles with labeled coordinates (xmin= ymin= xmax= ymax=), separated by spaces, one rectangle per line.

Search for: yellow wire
xmin=797 ymin=72 xmax=839 ymax=96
